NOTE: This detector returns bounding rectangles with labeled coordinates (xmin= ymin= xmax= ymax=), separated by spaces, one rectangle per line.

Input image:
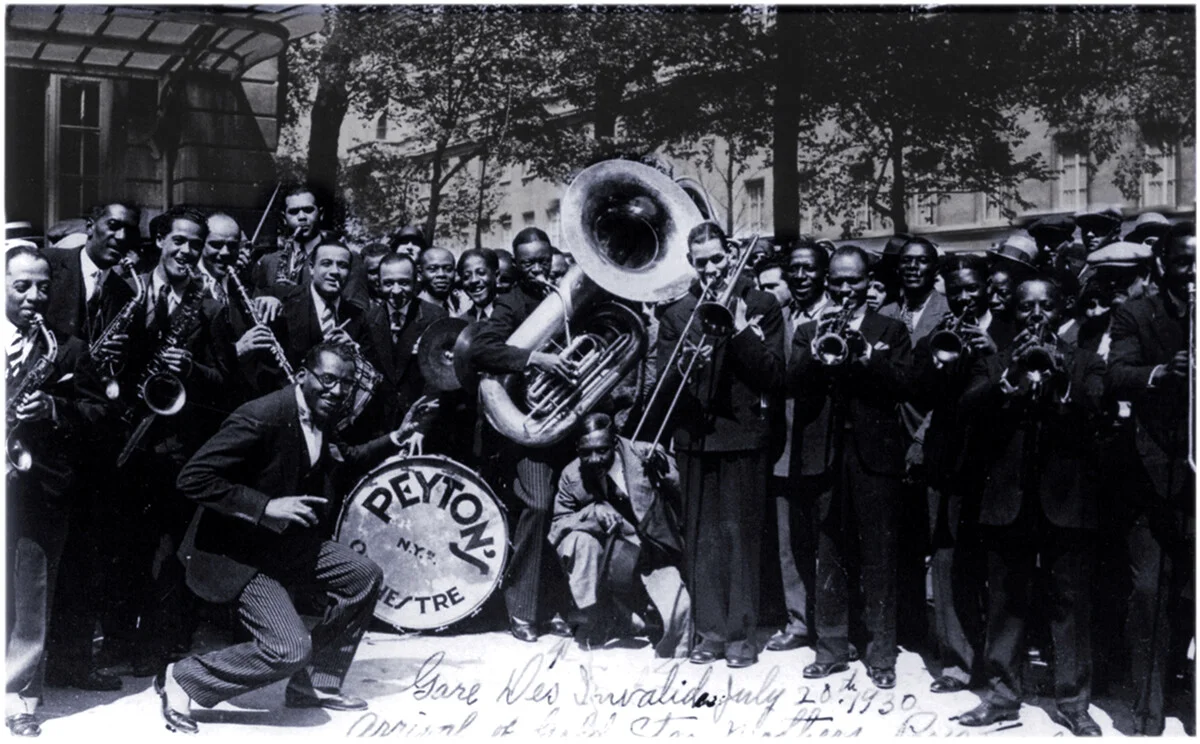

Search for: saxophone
xmin=7 ymin=313 xmax=59 ymax=474
xmin=89 ymin=255 xmax=145 ymax=400
xmin=116 ymin=275 xmax=207 ymax=467
xmin=274 ymin=226 xmax=305 ymax=287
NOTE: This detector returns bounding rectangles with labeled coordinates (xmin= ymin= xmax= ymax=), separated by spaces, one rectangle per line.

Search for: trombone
xmin=631 ymin=233 xmax=759 ymax=449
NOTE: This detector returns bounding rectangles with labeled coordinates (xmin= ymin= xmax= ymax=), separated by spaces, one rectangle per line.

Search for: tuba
xmin=477 ymin=160 xmax=702 ymax=448
xmin=6 ymin=314 xmax=58 ymax=474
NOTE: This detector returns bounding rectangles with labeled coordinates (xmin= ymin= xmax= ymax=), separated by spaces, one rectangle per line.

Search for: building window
xmin=498 ymin=213 xmax=513 ymax=246
xmin=1056 ymin=144 xmax=1089 ymax=211
xmin=50 ymin=76 xmax=108 ymax=224
xmin=546 ymin=199 xmax=561 ymax=246
xmin=798 ymin=179 xmax=815 ymax=235
xmin=980 ymin=193 xmax=1007 ymax=224
xmin=745 ymin=178 xmax=765 ymax=233
xmin=909 ymin=193 xmax=937 ymax=228
xmin=522 ymin=211 xmax=535 ymax=227
xmin=1141 ymin=146 xmax=1177 ymax=208
xmin=375 ymin=110 xmax=389 ymax=140
xmin=858 ymin=195 xmax=892 ymax=233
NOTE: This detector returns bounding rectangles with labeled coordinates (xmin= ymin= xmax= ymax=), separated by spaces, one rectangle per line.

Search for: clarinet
xmin=230 ymin=268 xmax=298 ymax=384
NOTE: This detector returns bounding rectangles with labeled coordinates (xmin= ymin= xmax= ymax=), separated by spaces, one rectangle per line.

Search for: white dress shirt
xmin=80 ymin=249 xmax=108 ymax=302
xmin=311 ymin=284 xmax=340 ymax=335
xmin=294 ymin=385 xmax=323 ymax=467
xmin=148 ymin=267 xmax=186 ymax=317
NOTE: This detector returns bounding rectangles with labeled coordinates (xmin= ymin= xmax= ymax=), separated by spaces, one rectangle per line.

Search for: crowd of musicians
xmin=4 ymin=176 xmax=1195 ymax=737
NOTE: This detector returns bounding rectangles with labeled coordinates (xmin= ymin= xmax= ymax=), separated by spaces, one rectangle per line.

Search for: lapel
xmin=390 ymin=300 xmax=422 ymax=379
xmin=286 ymin=287 xmax=320 ymax=353
xmin=617 ymin=438 xmax=652 ymax=521
xmin=914 ymin=292 xmax=949 ymax=341
xmin=277 ymin=386 xmax=305 ymax=493
xmin=859 ymin=311 xmax=889 ymax=347
xmin=62 ymin=249 xmax=86 ymax=336
xmin=1149 ymin=294 xmax=1183 ymax=359
xmin=366 ymin=303 xmax=399 ymax=384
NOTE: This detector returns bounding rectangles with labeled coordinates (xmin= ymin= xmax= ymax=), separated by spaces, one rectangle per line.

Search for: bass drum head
xmin=335 ymin=455 xmax=509 ymax=632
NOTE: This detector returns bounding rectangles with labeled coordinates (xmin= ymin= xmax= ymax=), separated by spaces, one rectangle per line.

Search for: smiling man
xmin=456 ymin=249 xmax=499 ymax=320
xmin=158 ymin=341 xmax=413 ymax=735
xmin=417 ymin=246 xmax=460 ymax=314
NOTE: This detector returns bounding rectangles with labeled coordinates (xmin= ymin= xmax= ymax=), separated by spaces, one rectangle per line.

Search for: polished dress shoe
xmin=689 ymin=641 xmax=724 ymax=665
xmin=726 ymin=654 xmax=757 ymax=669
xmin=48 ymin=669 xmax=122 ymax=691
xmin=153 ymin=667 xmax=198 ymax=735
xmin=765 ymin=632 xmax=807 ymax=652
xmin=509 ymin=618 xmax=539 ymax=643
xmin=1050 ymin=708 xmax=1102 ymax=737
xmin=285 ymin=689 xmax=368 ymax=711
xmin=545 ymin=617 xmax=573 ymax=638
xmin=929 ymin=675 xmax=968 ymax=693
xmin=867 ymin=666 xmax=896 ymax=689
xmin=5 ymin=714 xmax=40 ymax=737
xmin=956 ymin=702 xmax=1019 ymax=727
xmin=802 ymin=661 xmax=849 ymax=679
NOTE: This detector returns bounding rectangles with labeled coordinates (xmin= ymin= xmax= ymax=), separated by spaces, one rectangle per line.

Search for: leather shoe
xmin=765 ymin=632 xmax=807 ymax=652
xmin=726 ymin=654 xmax=757 ymax=669
xmin=285 ymin=690 xmax=368 ymax=712
xmin=689 ymin=641 xmax=724 ymax=665
xmin=6 ymin=714 xmax=40 ymax=737
xmin=929 ymin=675 xmax=968 ymax=693
xmin=153 ymin=667 xmax=198 ymax=735
xmin=1050 ymin=708 xmax=1102 ymax=737
xmin=48 ymin=669 xmax=122 ymax=691
xmin=867 ymin=666 xmax=896 ymax=689
xmin=545 ymin=617 xmax=572 ymax=638
xmin=803 ymin=661 xmax=849 ymax=679
xmin=509 ymin=618 xmax=538 ymax=643
xmin=956 ymin=702 xmax=1019 ymax=727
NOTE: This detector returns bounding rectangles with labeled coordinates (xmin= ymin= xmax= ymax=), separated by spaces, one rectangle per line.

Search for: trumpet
xmin=1011 ymin=317 xmax=1060 ymax=395
xmin=929 ymin=309 xmax=976 ymax=366
xmin=88 ymin=255 xmax=144 ymax=400
xmin=811 ymin=299 xmax=866 ymax=366
xmin=6 ymin=314 xmax=58 ymax=474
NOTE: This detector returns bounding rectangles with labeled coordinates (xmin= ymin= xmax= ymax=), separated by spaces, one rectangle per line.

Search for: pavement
xmin=29 ymin=621 xmax=1193 ymax=741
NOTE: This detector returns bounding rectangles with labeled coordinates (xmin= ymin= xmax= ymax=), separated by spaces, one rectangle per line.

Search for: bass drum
xmin=335 ymin=455 xmax=509 ymax=632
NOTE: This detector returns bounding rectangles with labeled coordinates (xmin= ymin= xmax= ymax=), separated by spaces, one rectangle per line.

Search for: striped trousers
xmin=504 ymin=449 xmax=569 ymax=624
xmin=174 ymin=540 xmax=382 ymax=708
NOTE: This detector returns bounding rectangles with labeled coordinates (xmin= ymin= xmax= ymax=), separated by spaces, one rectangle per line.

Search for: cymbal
xmin=452 ymin=321 xmax=481 ymax=390
xmin=417 ymin=317 xmax=469 ymax=392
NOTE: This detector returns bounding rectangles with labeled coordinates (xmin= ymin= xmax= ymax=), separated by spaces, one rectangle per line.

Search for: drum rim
xmin=334 ymin=453 xmax=513 ymax=634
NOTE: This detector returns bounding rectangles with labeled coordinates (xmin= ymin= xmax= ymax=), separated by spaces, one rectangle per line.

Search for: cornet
xmin=811 ymin=300 xmax=867 ymax=366
xmin=929 ymin=309 xmax=976 ymax=366
xmin=1010 ymin=317 xmax=1060 ymax=396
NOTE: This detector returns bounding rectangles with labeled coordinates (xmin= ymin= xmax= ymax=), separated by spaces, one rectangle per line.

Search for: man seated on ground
xmin=548 ymin=413 xmax=691 ymax=658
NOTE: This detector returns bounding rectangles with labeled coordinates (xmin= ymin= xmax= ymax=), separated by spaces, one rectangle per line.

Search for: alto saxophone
xmin=89 ymin=255 xmax=145 ymax=400
xmin=7 ymin=313 xmax=59 ymax=474
xmin=274 ymin=226 xmax=305 ymax=287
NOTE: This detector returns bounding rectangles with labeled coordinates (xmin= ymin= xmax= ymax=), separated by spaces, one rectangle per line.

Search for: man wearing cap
xmin=1125 ymin=212 xmax=1172 ymax=247
xmin=1076 ymin=206 xmax=1124 ymax=254
xmin=388 ymin=225 xmax=428 ymax=262
xmin=1027 ymin=215 xmax=1077 ymax=270
xmin=1106 ymin=222 xmax=1196 ymax=735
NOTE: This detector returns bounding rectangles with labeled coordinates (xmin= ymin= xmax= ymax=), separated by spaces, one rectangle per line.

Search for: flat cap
xmin=1124 ymin=212 xmax=1171 ymax=244
xmin=1086 ymin=240 xmax=1153 ymax=267
xmin=1027 ymin=214 xmax=1077 ymax=242
xmin=1075 ymin=206 xmax=1124 ymax=232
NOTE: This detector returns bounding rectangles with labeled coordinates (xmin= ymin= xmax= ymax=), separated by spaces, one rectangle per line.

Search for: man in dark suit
xmin=657 ymin=221 xmax=785 ymax=669
xmin=155 ymin=342 xmax=402 ymax=734
xmin=43 ymin=203 xmax=145 ymax=693
xmin=790 ymin=245 xmax=911 ymax=689
xmin=910 ymin=254 xmax=1015 ymax=694
xmin=249 ymin=185 xmax=369 ymax=309
xmin=416 ymin=246 xmax=463 ymax=315
xmin=954 ymin=277 xmax=1105 ymax=736
xmin=5 ymin=245 xmax=109 ymax=737
xmin=1106 ymin=222 xmax=1195 ymax=736
xmin=358 ymin=253 xmax=445 ymax=437
xmin=466 ymin=227 xmax=575 ymax=642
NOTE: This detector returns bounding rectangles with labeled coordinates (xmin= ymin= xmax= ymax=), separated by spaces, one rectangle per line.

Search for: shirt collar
xmin=80 ymin=248 xmax=106 ymax=283
xmin=150 ymin=265 xmax=187 ymax=304
xmin=310 ymin=282 xmax=339 ymax=317
xmin=792 ymin=292 xmax=829 ymax=319
xmin=607 ymin=447 xmax=628 ymax=496
xmin=977 ymin=309 xmax=993 ymax=332
xmin=294 ymin=384 xmax=316 ymax=430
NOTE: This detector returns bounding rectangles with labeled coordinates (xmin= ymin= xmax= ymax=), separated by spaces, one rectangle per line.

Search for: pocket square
xmin=873 ymin=342 xmax=890 ymax=351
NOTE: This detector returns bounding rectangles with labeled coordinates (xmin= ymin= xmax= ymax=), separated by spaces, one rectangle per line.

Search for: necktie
xmin=900 ymin=304 xmax=916 ymax=333
xmin=147 ymin=284 xmax=170 ymax=333
xmin=389 ymin=305 xmax=403 ymax=344
xmin=6 ymin=333 xmax=28 ymax=379
xmin=85 ymin=270 xmax=104 ymax=329
xmin=319 ymin=302 xmax=336 ymax=336
xmin=605 ymin=475 xmax=639 ymax=529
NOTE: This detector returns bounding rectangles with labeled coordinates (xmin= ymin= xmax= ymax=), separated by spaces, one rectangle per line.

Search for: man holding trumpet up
xmin=789 ymin=245 xmax=912 ymax=690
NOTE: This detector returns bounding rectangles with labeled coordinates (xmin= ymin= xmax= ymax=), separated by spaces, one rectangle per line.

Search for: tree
xmin=1019 ymin=7 xmax=1195 ymax=203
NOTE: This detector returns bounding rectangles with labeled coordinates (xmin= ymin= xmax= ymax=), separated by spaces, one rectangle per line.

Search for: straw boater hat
xmin=1124 ymin=212 xmax=1171 ymax=245
xmin=987 ymin=233 xmax=1039 ymax=270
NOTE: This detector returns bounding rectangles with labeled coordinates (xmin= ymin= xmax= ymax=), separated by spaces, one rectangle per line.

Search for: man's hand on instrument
xmin=98 ymin=331 xmax=129 ymax=362
xmin=592 ymin=502 xmax=624 ymax=533
xmin=253 ymin=296 xmax=282 ymax=324
xmin=962 ymin=324 xmax=997 ymax=355
xmin=235 ymin=325 xmax=277 ymax=357
xmin=14 ymin=391 xmax=55 ymax=423
xmin=236 ymin=241 xmax=253 ymax=273
xmin=159 ymin=346 xmax=193 ymax=377
xmin=1168 ymin=349 xmax=1190 ymax=379
xmin=325 ymin=326 xmax=354 ymax=347
xmin=529 ymin=350 xmax=578 ymax=382
xmin=261 ymin=495 xmax=327 ymax=531
xmin=644 ymin=446 xmax=670 ymax=488
xmin=732 ymin=298 xmax=763 ymax=338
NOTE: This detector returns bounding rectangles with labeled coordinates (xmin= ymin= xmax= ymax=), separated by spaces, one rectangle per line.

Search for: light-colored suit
xmin=549 ymin=437 xmax=691 ymax=658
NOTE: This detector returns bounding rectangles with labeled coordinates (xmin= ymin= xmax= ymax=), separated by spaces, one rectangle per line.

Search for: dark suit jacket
xmin=789 ymin=311 xmax=912 ymax=477
xmin=175 ymin=386 xmax=395 ymax=603
xmin=466 ymin=282 xmax=544 ymax=374
xmin=881 ymin=290 xmax=951 ymax=344
xmin=961 ymin=341 xmax=1105 ymax=529
xmin=267 ymin=284 xmax=374 ymax=380
xmin=354 ymin=299 xmax=446 ymax=436
xmin=9 ymin=331 xmax=109 ymax=504
xmin=44 ymin=247 xmax=140 ymax=345
xmin=654 ymin=279 xmax=786 ymax=453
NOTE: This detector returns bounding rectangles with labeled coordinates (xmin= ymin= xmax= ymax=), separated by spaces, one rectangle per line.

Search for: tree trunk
xmin=771 ymin=9 xmax=802 ymax=241
xmin=474 ymin=152 xmax=490 ymax=249
xmin=887 ymin=126 xmax=909 ymax=235
xmin=424 ymin=143 xmax=447 ymax=245
xmin=306 ymin=9 xmax=355 ymax=216
xmin=593 ymin=72 xmax=623 ymax=142
xmin=724 ymin=141 xmax=735 ymax=235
